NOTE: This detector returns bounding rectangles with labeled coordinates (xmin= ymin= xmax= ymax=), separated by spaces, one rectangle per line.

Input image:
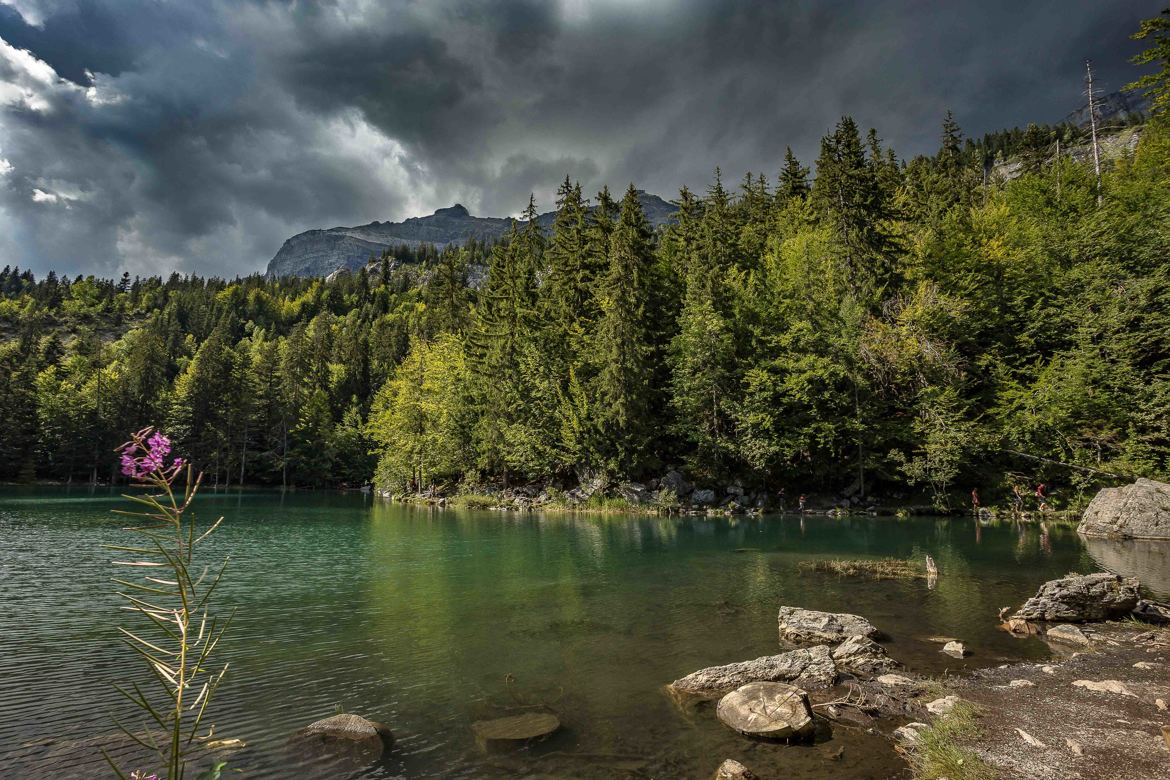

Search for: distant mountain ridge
xmin=265 ymin=192 xmax=679 ymax=278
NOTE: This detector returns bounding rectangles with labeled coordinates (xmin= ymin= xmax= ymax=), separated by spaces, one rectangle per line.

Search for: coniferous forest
xmin=2 ymin=113 xmax=1169 ymax=507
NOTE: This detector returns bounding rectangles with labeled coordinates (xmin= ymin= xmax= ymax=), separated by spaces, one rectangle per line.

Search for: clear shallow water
xmin=0 ymin=487 xmax=1158 ymax=779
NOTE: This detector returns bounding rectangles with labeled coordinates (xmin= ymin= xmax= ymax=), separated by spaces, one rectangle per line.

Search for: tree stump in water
xmin=716 ymin=682 xmax=815 ymax=740
xmin=471 ymin=711 xmax=560 ymax=751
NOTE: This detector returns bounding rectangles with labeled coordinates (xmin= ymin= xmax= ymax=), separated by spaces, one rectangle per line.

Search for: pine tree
xmin=778 ymin=146 xmax=811 ymax=202
xmin=590 ymin=185 xmax=656 ymax=474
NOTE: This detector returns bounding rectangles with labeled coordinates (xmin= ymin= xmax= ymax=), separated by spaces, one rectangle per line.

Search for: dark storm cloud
xmin=0 ymin=0 xmax=1162 ymax=277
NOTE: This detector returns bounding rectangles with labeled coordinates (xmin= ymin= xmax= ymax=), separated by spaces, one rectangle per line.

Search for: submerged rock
xmin=471 ymin=712 xmax=560 ymax=751
xmin=831 ymin=635 xmax=900 ymax=677
xmin=1010 ymin=572 xmax=1141 ymax=622
xmin=716 ymin=682 xmax=815 ymax=740
xmin=1077 ymin=478 xmax=1170 ymax=540
xmin=669 ymin=645 xmax=837 ymax=696
xmin=289 ymin=713 xmax=394 ymax=770
xmin=778 ymin=606 xmax=881 ymax=644
xmin=713 ymin=758 xmax=758 ymax=779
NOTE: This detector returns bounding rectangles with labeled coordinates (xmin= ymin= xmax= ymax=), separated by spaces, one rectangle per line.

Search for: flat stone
xmin=925 ymin=695 xmax=961 ymax=716
xmin=1046 ymin=624 xmax=1092 ymax=646
xmin=941 ymin=641 xmax=967 ymax=658
xmin=831 ymin=635 xmax=900 ymax=677
xmin=1011 ymin=573 xmax=1141 ymax=623
xmin=1132 ymin=661 xmax=1159 ymax=670
xmin=471 ymin=712 xmax=560 ymax=750
xmin=716 ymin=682 xmax=815 ymax=740
xmin=777 ymin=606 xmax=880 ymax=644
xmin=876 ymin=673 xmax=919 ymax=687
xmin=1008 ymin=679 xmax=1036 ymax=688
xmin=669 ymin=645 xmax=837 ymax=696
xmin=1066 ymin=738 xmax=1084 ymax=756
xmin=1041 ymin=665 xmax=1058 ymax=674
xmin=713 ymin=758 xmax=758 ymax=779
xmin=1072 ymin=679 xmax=1136 ymax=697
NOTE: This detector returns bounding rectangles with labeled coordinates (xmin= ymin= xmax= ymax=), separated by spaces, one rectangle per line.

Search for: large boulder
xmin=660 ymin=469 xmax=692 ymax=497
xmin=716 ymin=682 xmax=815 ymax=740
xmin=1078 ymin=478 xmax=1170 ymax=540
xmin=1010 ymin=572 xmax=1141 ymax=623
xmin=669 ymin=645 xmax=837 ymax=696
xmin=831 ymin=635 xmax=900 ymax=677
xmin=692 ymin=488 xmax=717 ymax=506
xmin=616 ymin=481 xmax=650 ymax=504
xmin=289 ymin=713 xmax=394 ymax=770
xmin=778 ymin=606 xmax=881 ymax=644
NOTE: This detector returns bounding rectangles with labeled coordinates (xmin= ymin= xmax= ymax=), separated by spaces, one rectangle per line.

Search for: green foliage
xmin=4 ymin=46 xmax=1170 ymax=502
xmin=1128 ymin=8 xmax=1170 ymax=121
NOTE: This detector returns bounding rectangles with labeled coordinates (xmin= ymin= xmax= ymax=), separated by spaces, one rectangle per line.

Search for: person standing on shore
xmin=971 ymin=488 xmax=980 ymax=514
xmin=798 ymin=494 xmax=807 ymax=513
xmin=1035 ymin=483 xmax=1048 ymax=512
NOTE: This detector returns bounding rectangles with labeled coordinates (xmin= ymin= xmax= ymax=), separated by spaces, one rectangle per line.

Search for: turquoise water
xmin=0 ymin=488 xmax=1147 ymax=778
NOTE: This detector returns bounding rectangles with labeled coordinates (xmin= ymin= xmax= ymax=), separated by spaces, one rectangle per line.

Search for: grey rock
xmin=691 ymin=488 xmax=717 ymax=506
xmin=713 ymin=758 xmax=758 ymax=780
xmin=669 ymin=645 xmax=837 ymax=696
xmin=831 ymin=635 xmax=900 ymax=677
xmin=1045 ymin=624 xmax=1092 ymax=646
xmin=893 ymin=722 xmax=928 ymax=745
xmin=940 ymin=641 xmax=967 ymax=658
xmin=289 ymin=713 xmax=394 ymax=769
xmin=726 ymin=484 xmax=745 ymax=497
xmin=778 ymin=606 xmax=881 ymax=644
xmin=1011 ymin=572 xmax=1141 ymax=622
xmin=1133 ymin=599 xmax=1170 ymax=624
xmin=660 ymin=469 xmax=692 ymax=497
xmin=616 ymin=481 xmax=650 ymax=505
xmin=925 ymin=695 xmax=961 ymax=716
xmin=716 ymin=682 xmax=815 ymax=740
xmin=1077 ymin=478 xmax=1170 ymax=540
xmin=876 ymin=673 xmax=919 ymax=688
xmin=267 ymin=194 xmax=680 ymax=278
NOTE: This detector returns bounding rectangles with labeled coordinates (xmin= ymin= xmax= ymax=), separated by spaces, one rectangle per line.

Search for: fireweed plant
xmin=104 ymin=428 xmax=233 ymax=780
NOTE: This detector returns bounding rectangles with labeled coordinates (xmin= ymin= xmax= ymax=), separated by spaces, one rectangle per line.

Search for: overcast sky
xmin=0 ymin=1 xmax=1161 ymax=278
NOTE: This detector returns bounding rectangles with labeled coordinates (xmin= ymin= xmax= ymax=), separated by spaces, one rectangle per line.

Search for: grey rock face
xmin=778 ymin=606 xmax=881 ymax=644
xmin=266 ymin=193 xmax=679 ymax=278
xmin=1078 ymin=479 xmax=1170 ymax=540
xmin=1011 ymin=572 xmax=1141 ymax=622
xmin=616 ymin=481 xmax=650 ymax=504
xmin=716 ymin=682 xmax=815 ymax=740
xmin=669 ymin=645 xmax=837 ymax=696
xmin=831 ymin=635 xmax=900 ymax=677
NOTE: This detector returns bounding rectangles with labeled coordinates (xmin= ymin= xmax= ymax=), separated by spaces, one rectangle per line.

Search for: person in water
xmin=798 ymin=494 xmax=807 ymax=512
xmin=1035 ymin=483 xmax=1049 ymax=512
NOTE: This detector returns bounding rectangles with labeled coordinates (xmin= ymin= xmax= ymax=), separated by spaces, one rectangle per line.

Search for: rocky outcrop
xmin=266 ymin=193 xmax=679 ymax=278
xmin=777 ymin=606 xmax=881 ymax=644
xmin=1077 ymin=478 xmax=1170 ymax=540
xmin=1011 ymin=573 xmax=1141 ymax=623
xmin=669 ymin=645 xmax=837 ymax=696
xmin=716 ymin=682 xmax=815 ymax=740
xmin=288 ymin=713 xmax=394 ymax=770
xmin=831 ymin=635 xmax=900 ymax=677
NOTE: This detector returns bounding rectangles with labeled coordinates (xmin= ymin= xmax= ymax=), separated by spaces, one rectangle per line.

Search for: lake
xmin=1 ymin=488 xmax=1162 ymax=779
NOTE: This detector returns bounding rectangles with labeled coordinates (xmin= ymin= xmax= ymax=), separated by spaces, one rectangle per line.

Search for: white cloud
xmin=0 ymin=36 xmax=78 ymax=112
xmin=0 ymin=157 xmax=12 ymax=176
xmin=31 ymin=187 xmax=59 ymax=203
